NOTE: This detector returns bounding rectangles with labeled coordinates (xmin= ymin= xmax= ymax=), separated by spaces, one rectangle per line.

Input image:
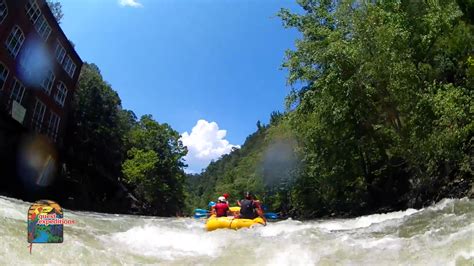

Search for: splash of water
xmin=0 ymin=196 xmax=472 ymax=265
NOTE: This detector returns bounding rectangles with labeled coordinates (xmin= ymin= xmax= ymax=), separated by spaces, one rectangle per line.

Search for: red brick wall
xmin=0 ymin=0 xmax=83 ymax=145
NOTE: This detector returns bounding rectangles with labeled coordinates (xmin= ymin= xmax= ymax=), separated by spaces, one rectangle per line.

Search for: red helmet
xmin=223 ymin=193 xmax=229 ymax=199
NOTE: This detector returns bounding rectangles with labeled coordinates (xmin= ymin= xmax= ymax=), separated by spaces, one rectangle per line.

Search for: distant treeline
xmin=186 ymin=0 xmax=473 ymax=218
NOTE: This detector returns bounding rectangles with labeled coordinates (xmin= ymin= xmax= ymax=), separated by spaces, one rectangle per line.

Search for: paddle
xmin=194 ymin=207 xmax=212 ymax=219
xmin=194 ymin=213 xmax=208 ymax=219
xmin=194 ymin=208 xmax=209 ymax=214
xmin=264 ymin=212 xmax=279 ymax=219
xmin=195 ymin=201 xmax=217 ymax=218
xmin=195 ymin=210 xmax=278 ymax=220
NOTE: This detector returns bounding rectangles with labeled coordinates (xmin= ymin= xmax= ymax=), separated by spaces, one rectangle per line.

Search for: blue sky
xmin=58 ymin=0 xmax=301 ymax=172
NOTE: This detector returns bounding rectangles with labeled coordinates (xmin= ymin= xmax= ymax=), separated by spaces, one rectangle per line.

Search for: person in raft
xmin=212 ymin=196 xmax=230 ymax=217
xmin=222 ymin=193 xmax=230 ymax=204
xmin=237 ymin=192 xmax=265 ymax=221
xmin=207 ymin=201 xmax=216 ymax=218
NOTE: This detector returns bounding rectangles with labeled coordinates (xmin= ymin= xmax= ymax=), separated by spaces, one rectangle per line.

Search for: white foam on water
xmin=265 ymin=244 xmax=317 ymax=266
xmin=106 ymin=224 xmax=225 ymax=260
xmin=0 ymin=196 xmax=29 ymax=221
xmin=453 ymin=250 xmax=474 ymax=265
xmin=316 ymin=208 xmax=419 ymax=231
xmin=0 ymin=196 xmax=472 ymax=265
xmin=256 ymin=219 xmax=314 ymax=237
xmin=426 ymin=197 xmax=456 ymax=211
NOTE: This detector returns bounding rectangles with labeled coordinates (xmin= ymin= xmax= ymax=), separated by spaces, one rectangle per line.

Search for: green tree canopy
xmin=62 ymin=63 xmax=188 ymax=216
xmin=46 ymin=0 xmax=63 ymax=24
xmin=278 ymin=0 xmax=473 ymax=216
xmin=123 ymin=115 xmax=188 ymax=215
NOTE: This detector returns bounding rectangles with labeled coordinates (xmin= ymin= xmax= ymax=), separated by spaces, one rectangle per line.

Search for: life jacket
xmin=239 ymin=199 xmax=257 ymax=219
xmin=215 ymin=202 xmax=229 ymax=217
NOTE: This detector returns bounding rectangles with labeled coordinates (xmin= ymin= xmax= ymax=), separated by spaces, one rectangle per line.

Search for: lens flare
xmin=17 ymin=134 xmax=58 ymax=189
xmin=16 ymin=36 xmax=53 ymax=88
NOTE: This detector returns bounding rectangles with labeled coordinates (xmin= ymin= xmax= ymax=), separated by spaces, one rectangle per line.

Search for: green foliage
xmin=123 ymin=148 xmax=158 ymax=186
xmin=66 ymin=63 xmax=126 ymax=179
xmin=277 ymin=0 xmax=473 ymax=215
xmin=185 ymin=114 xmax=299 ymax=213
xmin=46 ymin=0 xmax=63 ymax=24
xmin=63 ymin=63 xmax=187 ymax=216
xmin=186 ymin=0 xmax=473 ymax=218
xmin=123 ymin=115 xmax=187 ymax=215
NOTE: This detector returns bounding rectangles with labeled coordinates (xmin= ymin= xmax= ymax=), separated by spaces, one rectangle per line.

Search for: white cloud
xmin=181 ymin=120 xmax=240 ymax=173
xmin=119 ymin=0 xmax=143 ymax=8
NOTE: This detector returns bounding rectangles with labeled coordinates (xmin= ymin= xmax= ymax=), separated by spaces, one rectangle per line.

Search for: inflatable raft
xmin=206 ymin=216 xmax=266 ymax=231
xmin=205 ymin=206 xmax=266 ymax=231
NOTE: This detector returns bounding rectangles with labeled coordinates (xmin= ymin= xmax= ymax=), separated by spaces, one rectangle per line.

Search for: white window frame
xmin=10 ymin=79 xmax=26 ymax=104
xmin=0 ymin=61 xmax=9 ymax=90
xmin=34 ymin=15 xmax=51 ymax=41
xmin=47 ymin=111 xmax=60 ymax=141
xmin=0 ymin=0 xmax=8 ymax=24
xmin=41 ymin=69 xmax=55 ymax=95
xmin=62 ymin=55 xmax=76 ymax=78
xmin=54 ymin=82 xmax=67 ymax=107
xmin=26 ymin=0 xmax=41 ymax=24
xmin=32 ymin=98 xmax=46 ymax=132
xmin=5 ymin=25 xmax=25 ymax=58
xmin=69 ymin=63 xmax=77 ymax=78
xmin=54 ymin=40 xmax=66 ymax=64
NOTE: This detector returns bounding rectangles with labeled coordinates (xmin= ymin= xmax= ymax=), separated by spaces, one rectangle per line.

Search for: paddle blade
xmin=264 ymin=212 xmax=278 ymax=219
xmin=194 ymin=213 xmax=208 ymax=219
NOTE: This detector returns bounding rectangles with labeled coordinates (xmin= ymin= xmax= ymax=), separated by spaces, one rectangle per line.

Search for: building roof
xmin=38 ymin=0 xmax=82 ymax=65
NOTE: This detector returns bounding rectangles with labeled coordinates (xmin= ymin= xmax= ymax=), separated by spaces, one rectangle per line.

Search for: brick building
xmin=0 ymin=0 xmax=82 ymax=145
xmin=0 ymin=0 xmax=82 ymax=197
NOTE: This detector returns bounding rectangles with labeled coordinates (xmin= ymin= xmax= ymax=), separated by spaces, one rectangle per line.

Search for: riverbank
xmin=315 ymin=176 xmax=474 ymax=220
xmin=1 ymin=173 xmax=472 ymax=219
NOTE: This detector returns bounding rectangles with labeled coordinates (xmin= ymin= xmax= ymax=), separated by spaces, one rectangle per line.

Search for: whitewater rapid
xmin=0 ymin=196 xmax=472 ymax=265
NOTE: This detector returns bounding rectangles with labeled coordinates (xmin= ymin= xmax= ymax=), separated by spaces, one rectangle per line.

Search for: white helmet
xmin=218 ymin=196 xmax=226 ymax=202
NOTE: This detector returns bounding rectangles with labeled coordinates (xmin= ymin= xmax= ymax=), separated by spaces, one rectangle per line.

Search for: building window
xmin=62 ymin=56 xmax=76 ymax=78
xmin=41 ymin=69 xmax=54 ymax=95
xmin=5 ymin=25 xmax=25 ymax=58
xmin=26 ymin=1 xmax=51 ymax=41
xmin=54 ymin=41 xmax=66 ymax=64
xmin=0 ymin=61 xmax=9 ymax=90
xmin=47 ymin=111 xmax=60 ymax=141
xmin=26 ymin=0 xmax=41 ymax=24
xmin=32 ymin=99 xmax=46 ymax=132
xmin=10 ymin=79 xmax=26 ymax=104
xmin=54 ymin=82 xmax=67 ymax=106
xmin=34 ymin=16 xmax=51 ymax=41
xmin=0 ymin=0 xmax=8 ymax=24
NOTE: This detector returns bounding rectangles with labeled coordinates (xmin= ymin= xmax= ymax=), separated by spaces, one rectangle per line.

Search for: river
xmin=0 ymin=196 xmax=472 ymax=265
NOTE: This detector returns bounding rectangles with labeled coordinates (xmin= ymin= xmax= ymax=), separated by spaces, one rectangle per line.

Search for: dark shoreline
xmin=2 ymin=176 xmax=471 ymax=219
xmin=308 ymin=177 xmax=474 ymax=220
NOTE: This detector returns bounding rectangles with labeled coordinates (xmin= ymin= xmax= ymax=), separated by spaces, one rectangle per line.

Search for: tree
xmin=46 ymin=0 xmax=63 ymax=24
xmin=66 ymin=63 xmax=126 ymax=179
xmin=122 ymin=148 xmax=160 ymax=202
xmin=278 ymin=0 xmax=473 ymax=215
xmin=62 ymin=63 xmax=189 ymax=215
xmin=123 ymin=115 xmax=188 ymax=215
xmin=184 ymin=112 xmax=296 ymax=213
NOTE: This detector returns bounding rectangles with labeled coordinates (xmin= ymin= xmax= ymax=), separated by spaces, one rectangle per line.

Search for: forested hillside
xmin=185 ymin=112 xmax=297 ymax=214
xmin=186 ymin=0 xmax=473 ymax=218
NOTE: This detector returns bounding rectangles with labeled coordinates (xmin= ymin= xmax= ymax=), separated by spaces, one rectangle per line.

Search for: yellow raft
xmin=205 ymin=206 xmax=266 ymax=231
